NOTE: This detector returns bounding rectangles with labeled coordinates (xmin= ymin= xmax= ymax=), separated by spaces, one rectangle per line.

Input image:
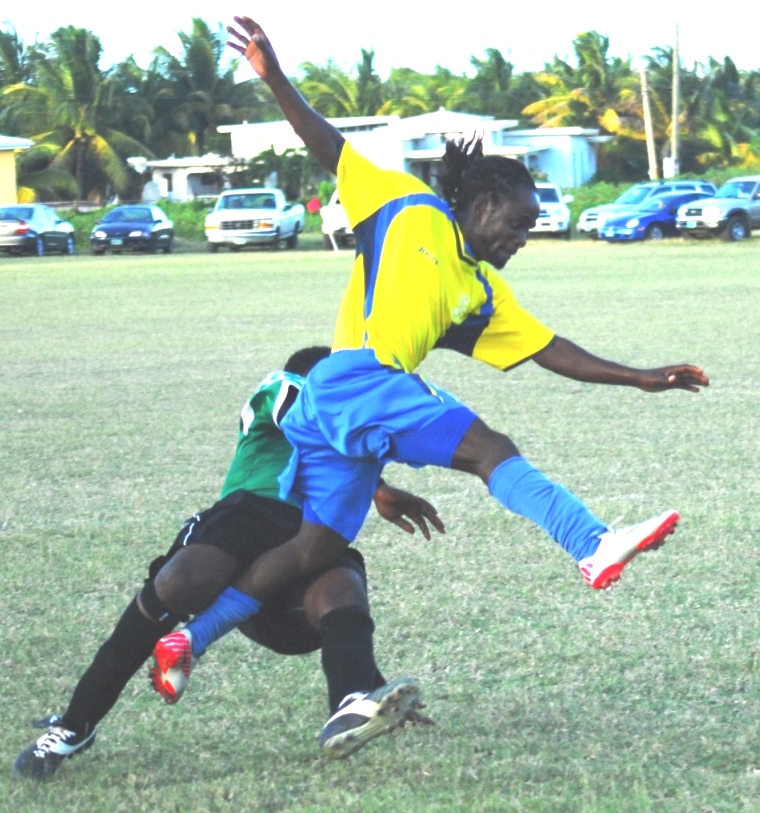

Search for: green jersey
xmin=220 ymin=370 xmax=304 ymax=505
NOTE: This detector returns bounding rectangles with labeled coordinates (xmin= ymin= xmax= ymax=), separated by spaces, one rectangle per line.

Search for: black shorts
xmin=237 ymin=547 xmax=367 ymax=655
xmin=148 ymin=490 xmax=302 ymax=578
xmin=147 ymin=489 xmax=367 ymax=656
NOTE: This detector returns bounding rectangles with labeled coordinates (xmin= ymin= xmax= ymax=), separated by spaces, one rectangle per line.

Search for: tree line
xmin=2 ymin=20 xmax=759 ymax=203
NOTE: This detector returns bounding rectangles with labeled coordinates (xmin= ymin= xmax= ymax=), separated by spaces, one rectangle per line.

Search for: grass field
xmin=1 ymin=238 xmax=759 ymax=812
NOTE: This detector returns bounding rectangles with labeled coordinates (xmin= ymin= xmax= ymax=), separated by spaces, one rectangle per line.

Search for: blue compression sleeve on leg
xmin=488 ymin=456 xmax=607 ymax=561
xmin=185 ymin=587 xmax=262 ymax=657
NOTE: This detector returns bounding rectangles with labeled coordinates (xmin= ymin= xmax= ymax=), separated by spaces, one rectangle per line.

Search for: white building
xmin=220 ymin=110 xmax=611 ymax=191
xmin=127 ymin=154 xmax=231 ymax=202
xmin=129 ymin=111 xmax=612 ymax=202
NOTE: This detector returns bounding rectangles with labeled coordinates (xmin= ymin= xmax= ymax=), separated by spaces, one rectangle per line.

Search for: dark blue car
xmin=599 ymin=191 xmax=715 ymax=242
xmin=90 ymin=205 xmax=174 ymax=255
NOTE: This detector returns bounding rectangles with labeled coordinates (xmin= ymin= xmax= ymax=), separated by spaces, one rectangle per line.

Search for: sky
xmin=4 ymin=1 xmax=758 ymax=78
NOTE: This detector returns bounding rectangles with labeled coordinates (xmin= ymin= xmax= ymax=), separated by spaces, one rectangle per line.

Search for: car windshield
xmin=616 ymin=186 xmax=655 ymax=206
xmin=715 ymin=181 xmax=757 ymax=199
xmin=103 ymin=207 xmax=152 ymax=223
xmin=0 ymin=206 xmax=33 ymax=220
xmin=536 ymin=187 xmax=560 ymax=203
xmin=218 ymin=194 xmax=276 ymax=210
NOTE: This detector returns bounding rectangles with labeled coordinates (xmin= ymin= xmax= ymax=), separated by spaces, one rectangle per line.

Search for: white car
xmin=320 ymin=190 xmax=354 ymax=249
xmin=531 ymin=183 xmax=573 ymax=239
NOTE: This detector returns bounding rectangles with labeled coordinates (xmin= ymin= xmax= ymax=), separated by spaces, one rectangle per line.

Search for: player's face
xmin=468 ymin=187 xmax=540 ymax=269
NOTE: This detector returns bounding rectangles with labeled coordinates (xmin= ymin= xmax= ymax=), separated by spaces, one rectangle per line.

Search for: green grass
xmin=1 ymin=239 xmax=759 ymax=812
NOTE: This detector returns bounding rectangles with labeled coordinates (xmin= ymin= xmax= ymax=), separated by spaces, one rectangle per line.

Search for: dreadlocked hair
xmin=440 ymin=135 xmax=536 ymax=215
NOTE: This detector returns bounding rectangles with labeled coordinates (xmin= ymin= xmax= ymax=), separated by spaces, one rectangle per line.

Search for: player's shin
xmin=488 ymin=455 xmax=606 ymax=561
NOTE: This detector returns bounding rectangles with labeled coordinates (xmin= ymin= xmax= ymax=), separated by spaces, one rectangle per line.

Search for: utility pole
xmin=665 ymin=21 xmax=681 ymax=178
xmin=640 ymin=67 xmax=659 ymax=180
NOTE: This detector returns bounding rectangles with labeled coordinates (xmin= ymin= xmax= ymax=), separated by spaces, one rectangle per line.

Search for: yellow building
xmin=0 ymin=135 xmax=34 ymax=204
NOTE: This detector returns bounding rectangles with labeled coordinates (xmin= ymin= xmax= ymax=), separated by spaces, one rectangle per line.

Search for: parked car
xmin=0 ymin=205 xmax=75 ymax=256
xmin=598 ymin=191 xmax=715 ymax=242
xmin=531 ymin=183 xmax=573 ymax=239
xmin=320 ymin=189 xmax=354 ymax=249
xmin=578 ymin=180 xmax=718 ymax=237
xmin=205 ymin=188 xmax=305 ymax=251
xmin=675 ymin=176 xmax=760 ymax=241
xmin=90 ymin=205 xmax=174 ymax=255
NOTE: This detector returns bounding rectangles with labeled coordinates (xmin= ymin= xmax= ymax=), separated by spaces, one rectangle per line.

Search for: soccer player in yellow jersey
xmin=152 ymin=14 xmax=709 ymax=747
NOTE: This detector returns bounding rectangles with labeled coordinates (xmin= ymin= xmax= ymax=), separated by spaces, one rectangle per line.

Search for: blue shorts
xmin=278 ymin=349 xmax=477 ymax=541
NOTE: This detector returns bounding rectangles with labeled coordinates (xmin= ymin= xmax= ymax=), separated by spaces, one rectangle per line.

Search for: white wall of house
xmin=130 ymin=116 xmax=608 ymax=203
xmin=219 ymin=114 xmax=606 ymax=191
xmin=500 ymin=128 xmax=602 ymax=188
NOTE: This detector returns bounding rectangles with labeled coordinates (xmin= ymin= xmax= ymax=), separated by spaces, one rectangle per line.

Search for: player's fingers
xmin=411 ymin=513 xmax=432 ymax=541
xmin=423 ymin=508 xmax=445 ymax=534
xmin=392 ymin=516 xmax=415 ymax=535
xmin=226 ymin=41 xmax=245 ymax=54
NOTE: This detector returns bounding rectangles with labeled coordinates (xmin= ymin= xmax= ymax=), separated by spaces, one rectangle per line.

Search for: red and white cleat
xmin=579 ymin=509 xmax=679 ymax=590
xmin=150 ymin=628 xmax=197 ymax=704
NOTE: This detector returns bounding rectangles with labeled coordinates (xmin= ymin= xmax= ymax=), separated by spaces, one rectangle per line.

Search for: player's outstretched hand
xmin=373 ymin=482 xmax=445 ymax=540
xmin=636 ymin=364 xmax=710 ymax=393
xmin=227 ymin=16 xmax=280 ymax=80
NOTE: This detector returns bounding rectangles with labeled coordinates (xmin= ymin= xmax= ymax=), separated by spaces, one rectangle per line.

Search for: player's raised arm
xmin=533 ymin=336 xmax=709 ymax=393
xmin=227 ymin=15 xmax=345 ymax=174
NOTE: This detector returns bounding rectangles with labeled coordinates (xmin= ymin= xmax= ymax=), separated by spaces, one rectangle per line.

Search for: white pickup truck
xmin=205 ymin=188 xmax=305 ymax=252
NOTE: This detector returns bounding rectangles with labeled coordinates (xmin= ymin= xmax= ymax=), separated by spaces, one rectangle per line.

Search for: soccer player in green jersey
xmin=12 ymin=346 xmax=440 ymax=780
xmin=153 ymin=14 xmax=710 ymax=730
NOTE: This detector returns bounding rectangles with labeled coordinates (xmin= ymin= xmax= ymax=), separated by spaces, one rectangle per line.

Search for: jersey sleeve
xmin=337 ymin=141 xmax=430 ymax=228
xmin=435 ymin=269 xmax=554 ymax=371
xmin=473 ymin=270 xmax=554 ymax=370
xmin=243 ymin=376 xmax=302 ymax=435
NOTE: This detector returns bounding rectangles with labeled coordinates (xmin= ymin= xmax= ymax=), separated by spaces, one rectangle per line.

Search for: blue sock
xmin=488 ymin=456 xmax=607 ymax=561
xmin=185 ymin=587 xmax=261 ymax=657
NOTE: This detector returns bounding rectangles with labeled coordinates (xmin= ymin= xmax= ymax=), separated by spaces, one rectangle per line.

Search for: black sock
xmin=320 ymin=607 xmax=382 ymax=714
xmin=61 ymin=598 xmax=176 ymax=735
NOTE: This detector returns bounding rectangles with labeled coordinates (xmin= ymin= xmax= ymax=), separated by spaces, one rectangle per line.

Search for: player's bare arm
xmin=227 ymin=15 xmax=344 ymax=174
xmin=373 ymin=481 xmax=446 ymax=541
xmin=533 ymin=336 xmax=709 ymax=393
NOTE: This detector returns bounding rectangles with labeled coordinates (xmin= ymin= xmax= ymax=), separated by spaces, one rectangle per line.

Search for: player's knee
xmin=137 ymin=579 xmax=187 ymax=625
xmin=452 ymin=418 xmax=520 ymax=480
xmin=303 ymin=568 xmax=369 ymax=629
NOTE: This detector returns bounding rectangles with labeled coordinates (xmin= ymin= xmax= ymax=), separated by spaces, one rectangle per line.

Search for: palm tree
xmin=297 ymin=59 xmax=365 ymax=117
xmin=522 ymin=32 xmax=635 ymax=130
xmin=379 ymin=66 xmax=468 ymax=116
xmin=3 ymin=26 xmax=151 ymax=200
xmin=151 ymin=18 xmax=259 ymax=155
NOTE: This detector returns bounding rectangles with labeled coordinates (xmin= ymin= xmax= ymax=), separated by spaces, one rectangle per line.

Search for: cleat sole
xmin=321 ymin=677 xmax=420 ymax=760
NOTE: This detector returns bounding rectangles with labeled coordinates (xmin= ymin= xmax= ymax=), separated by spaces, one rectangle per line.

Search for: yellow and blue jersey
xmin=332 ymin=141 xmax=554 ymax=372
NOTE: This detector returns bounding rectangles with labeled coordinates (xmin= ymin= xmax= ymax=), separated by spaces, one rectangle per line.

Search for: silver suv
xmin=676 ymin=176 xmax=760 ymax=241
xmin=578 ymin=180 xmax=718 ymax=237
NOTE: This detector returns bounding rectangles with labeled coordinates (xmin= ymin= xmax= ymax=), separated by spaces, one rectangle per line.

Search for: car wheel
xmin=562 ymin=228 xmax=572 ymax=241
xmin=230 ymin=244 xmax=241 ymax=252
xmin=646 ymin=224 xmax=665 ymax=241
xmin=207 ymin=242 xmax=219 ymax=253
xmin=92 ymin=249 xmax=105 ymax=256
xmin=270 ymin=228 xmax=281 ymax=251
xmin=146 ymin=236 xmax=158 ymax=254
xmin=163 ymin=236 xmax=174 ymax=254
xmin=64 ymin=235 xmax=75 ymax=255
xmin=286 ymin=229 xmax=299 ymax=249
xmin=724 ymin=215 xmax=749 ymax=241
xmin=32 ymin=236 xmax=45 ymax=256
